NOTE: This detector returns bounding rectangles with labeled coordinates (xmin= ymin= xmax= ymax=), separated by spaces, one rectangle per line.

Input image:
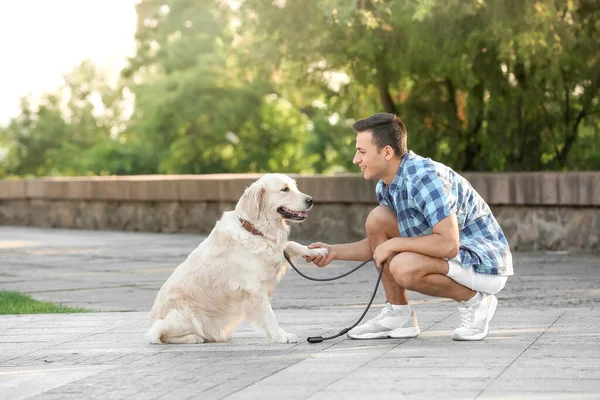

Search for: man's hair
xmin=352 ymin=113 xmax=407 ymax=158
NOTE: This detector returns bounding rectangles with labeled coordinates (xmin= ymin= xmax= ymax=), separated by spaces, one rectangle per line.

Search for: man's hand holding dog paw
xmin=305 ymin=242 xmax=335 ymax=268
xmin=307 ymin=247 xmax=328 ymax=258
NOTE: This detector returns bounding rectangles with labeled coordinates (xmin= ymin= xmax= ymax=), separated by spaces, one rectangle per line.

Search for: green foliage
xmin=1 ymin=0 xmax=598 ymax=177
xmin=1 ymin=61 xmax=134 ymax=177
xmin=0 ymin=291 xmax=89 ymax=315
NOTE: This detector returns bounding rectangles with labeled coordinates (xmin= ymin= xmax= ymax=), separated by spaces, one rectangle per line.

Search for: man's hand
xmin=305 ymin=242 xmax=335 ymax=267
xmin=373 ymin=240 xmax=395 ymax=269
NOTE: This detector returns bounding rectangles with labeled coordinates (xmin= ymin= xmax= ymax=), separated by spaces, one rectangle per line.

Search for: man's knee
xmin=389 ymin=252 xmax=421 ymax=289
xmin=366 ymin=206 xmax=398 ymax=236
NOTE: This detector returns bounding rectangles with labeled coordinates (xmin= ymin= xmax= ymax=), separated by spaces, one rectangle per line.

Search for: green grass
xmin=0 ymin=291 xmax=89 ymax=315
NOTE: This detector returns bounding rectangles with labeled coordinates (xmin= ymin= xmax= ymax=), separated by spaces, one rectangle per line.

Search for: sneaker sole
xmin=452 ymin=295 xmax=498 ymax=341
xmin=347 ymin=326 xmax=421 ymax=340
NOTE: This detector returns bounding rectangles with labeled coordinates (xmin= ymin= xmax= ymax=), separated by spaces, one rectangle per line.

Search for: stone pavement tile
xmin=28 ymin=393 xmax=84 ymax=400
xmin=324 ymin=377 xmax=490 ymax=394
xmin=0 ymin=343 xmax=49 ymax=365
xmin=402 ymin=392 xmax=481 ymax=400
xmin=408 ymin=325 xmax=545 ymax=345
xmin=307 ymin=390 xmax=405 ymax=400
xmin=485 ymin=378 xmax=600 ymax=393
xmin=307 ymin=341 xmax=397 ymax=355
xmin=479 ymin=392 xmax=600 ymax=399
xmin=182 ymin=362 xmax=308 ymax=400
xmin=43 ymin=386 xmax=145 ymax=400
xmin=383 ymin=340 xmax=529 ymax=359
xmin=4 ymin=352 xmax=126 ymax=368
xmin=500 ymin=357 xmax=600 ymax=380
xmin=30 ymin=287 xmax=157 ymax=312
xmin=153 ymin=378 xmax=232 ymax=400
xmin=0 ymin=355 xmax=49 ymax=368
xmin=410 ymin=308 xmax=563 ymax=345
xmin=524 ymin=343 xmax=600 ymax=358
xmin=0 ymin=350 xmax=84 ymax=367
xmin=0 ymin=279 xmax=118 ymax=295
xmin=106 ymin=323 xmax=150 ymax=334
xmin=345 ymin=366 xmax=504 ymax=380
xmin=564 ymin=308 xmax=600 ymax=317
xmin=221 ymin=384 xmax=319 ymax=400
xmin=39 ymin=371 xmax=151 ymax=399
xmin=76 ymin=332 xmax=152 ymax=342
xmin=313 ymin=390 xmax=482 ymax=400
xmin=0 ymin=314 xmax=146 ymax=333
xmin=366 ymin=355 xmax=510 ymax=368
xmin=0 ymin=334 xmax=87 ymax=343
xmin=0 ymin=316 xmax=34 ymax=330
xmin=0 ymin=365 xmax=116 ymax=400
xmin=535 ymin=332 xmax=600 ymax=345
xmin=256 ymin=369 xmax=353 ymax=387
xmin=0 ymin=327 xmax=100 ymax=337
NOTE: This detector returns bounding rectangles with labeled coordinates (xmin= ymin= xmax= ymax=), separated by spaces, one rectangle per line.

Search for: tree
xmin=122 ymin=0 xmax=319 ymax=174
xmin=1 ymin=61 xmax=131 ymax=176
xmin=2 ymin=0 xmax=598 ymax=177
xmin=238 ymin=0 xmax=600 ymax=171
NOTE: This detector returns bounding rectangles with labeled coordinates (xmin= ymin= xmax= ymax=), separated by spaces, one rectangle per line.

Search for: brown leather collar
xmin=239 ymin=218 xmax=264 ymax=236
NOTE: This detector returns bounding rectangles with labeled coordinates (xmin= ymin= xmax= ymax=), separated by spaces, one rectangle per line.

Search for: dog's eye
xmin=281 ymin=187 xmax=289 ymax=192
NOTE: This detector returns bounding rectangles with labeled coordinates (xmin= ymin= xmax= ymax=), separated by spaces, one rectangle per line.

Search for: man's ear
xmin=384 ymin=145 xmax=395 ymax=160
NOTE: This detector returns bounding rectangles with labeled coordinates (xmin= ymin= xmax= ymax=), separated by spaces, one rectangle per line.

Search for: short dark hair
xmin=352 ymin=113 xmax=407 ymax=158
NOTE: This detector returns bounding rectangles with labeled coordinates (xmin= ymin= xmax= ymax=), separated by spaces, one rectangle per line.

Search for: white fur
xmin=148 ymin=173 xmax=327 ymax=344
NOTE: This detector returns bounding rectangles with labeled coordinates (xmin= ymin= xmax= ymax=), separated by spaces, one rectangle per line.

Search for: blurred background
xmin=1 ymin=0 xmax=599 ymax=178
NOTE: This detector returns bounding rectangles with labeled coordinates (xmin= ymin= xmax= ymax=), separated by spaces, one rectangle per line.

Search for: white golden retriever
xmin=148 ymin=173 xmax=327 ymax=344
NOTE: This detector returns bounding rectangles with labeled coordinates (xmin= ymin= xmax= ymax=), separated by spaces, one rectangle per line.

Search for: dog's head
xmin=235 ymin=174 xmax=313 ymax=224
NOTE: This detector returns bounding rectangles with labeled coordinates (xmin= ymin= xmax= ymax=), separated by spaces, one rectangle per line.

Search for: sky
xmin=0 ymin=0 xmax=138 ymax=124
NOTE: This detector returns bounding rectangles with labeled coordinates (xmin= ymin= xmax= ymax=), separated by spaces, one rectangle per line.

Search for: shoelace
xmin=458 ymin=305 xmax=485 ymax=330
xmin=365 ymin=306 xmax=394 ymax=326
xmin=458 ymin=306 xmax=475 ymax=328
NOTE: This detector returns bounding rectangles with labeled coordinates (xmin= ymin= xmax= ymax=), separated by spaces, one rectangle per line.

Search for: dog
xmin=147 ymin=173 xmax=328 ymax=344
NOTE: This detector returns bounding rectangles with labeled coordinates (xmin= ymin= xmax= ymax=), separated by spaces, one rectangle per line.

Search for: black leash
xmin=283 ymin=251 xmax=384 ymax=343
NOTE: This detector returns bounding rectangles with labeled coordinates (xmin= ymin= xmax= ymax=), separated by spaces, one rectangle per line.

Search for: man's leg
xmin=346 ymin=206 xmax=420 ymax=340
xmin=389 ymin=252 xmax=501 ymax=341
xmin=388 ymin=252 xmax=475 ymax=302
xmin=365 ymin=206 xmax=407 ymax=304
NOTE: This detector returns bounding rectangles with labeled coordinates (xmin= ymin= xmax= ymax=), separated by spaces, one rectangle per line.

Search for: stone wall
xmin=1 ymin=173 xmax=599 ymax=252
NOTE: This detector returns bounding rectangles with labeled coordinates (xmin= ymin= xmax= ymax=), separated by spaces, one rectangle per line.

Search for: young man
xmin=306 ymin=113 xmax=513 ymax=341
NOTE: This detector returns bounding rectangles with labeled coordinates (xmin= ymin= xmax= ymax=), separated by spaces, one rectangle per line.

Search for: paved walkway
xmin=1 ymin=226 xmax=599 ymax=399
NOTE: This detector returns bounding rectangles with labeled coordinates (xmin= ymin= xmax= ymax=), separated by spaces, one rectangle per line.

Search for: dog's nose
xmin=305 ymin=197 xmax=313 ymax=206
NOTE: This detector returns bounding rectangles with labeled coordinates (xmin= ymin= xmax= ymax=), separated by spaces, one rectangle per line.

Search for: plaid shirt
xmin=376 ymin=151 xmax=513 ymax=276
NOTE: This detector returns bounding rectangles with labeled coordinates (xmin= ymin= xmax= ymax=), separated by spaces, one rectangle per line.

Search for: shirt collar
xmin=380 ymin=150 xmax=413 ymax=195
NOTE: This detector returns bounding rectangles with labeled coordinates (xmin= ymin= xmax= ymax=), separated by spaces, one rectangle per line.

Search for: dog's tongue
xmin=285 ymin=208 xmax=308 ymax=218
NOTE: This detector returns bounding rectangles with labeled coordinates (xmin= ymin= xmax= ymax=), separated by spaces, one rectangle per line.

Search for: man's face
xmin=353 ymin=131 xmax=387 ymax=180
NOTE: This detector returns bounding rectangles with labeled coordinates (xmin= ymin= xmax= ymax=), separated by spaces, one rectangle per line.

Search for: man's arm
xmin=305 ymin=238 xmax=372 ymax=267
xmin=373 ymin=214 xmax=460 ymax=266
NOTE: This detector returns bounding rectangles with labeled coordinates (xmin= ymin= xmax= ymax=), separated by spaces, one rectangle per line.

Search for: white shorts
xmin=445 ymin=257 xmax=508 ymax=295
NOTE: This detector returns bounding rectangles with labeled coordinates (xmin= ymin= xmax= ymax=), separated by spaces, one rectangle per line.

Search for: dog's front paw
xmin=307 ymin=248 xmax=328 ymax=258
xmin=272 ymin=332 xmax=298 ymax=343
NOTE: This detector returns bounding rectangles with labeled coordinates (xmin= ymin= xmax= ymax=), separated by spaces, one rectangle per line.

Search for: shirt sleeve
xmin=408 ymin=171 xmax=457 ymax=228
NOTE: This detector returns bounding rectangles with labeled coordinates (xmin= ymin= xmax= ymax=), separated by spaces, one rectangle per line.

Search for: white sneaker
xmin=452 ymin=292 xmax=498 ymax=341
xmin=347 ymin=303 xmax=420 ymax=340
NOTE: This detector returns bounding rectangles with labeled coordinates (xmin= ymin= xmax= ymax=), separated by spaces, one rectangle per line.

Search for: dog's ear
xmin=236 ymin=183 xmax=266 ymax=222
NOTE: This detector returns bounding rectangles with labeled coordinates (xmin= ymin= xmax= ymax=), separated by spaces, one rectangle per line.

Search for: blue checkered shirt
xmin=376 ymin=151 xmax=513 ymax=276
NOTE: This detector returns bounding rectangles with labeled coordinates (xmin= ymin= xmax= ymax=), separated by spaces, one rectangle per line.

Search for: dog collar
xmin=239 ymin=218 xmax=264 ymax=236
